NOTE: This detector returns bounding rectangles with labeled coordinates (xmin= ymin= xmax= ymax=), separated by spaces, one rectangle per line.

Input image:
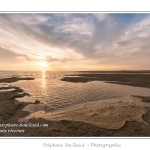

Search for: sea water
xmin=1 ymin=71 xmax=150 ymax=112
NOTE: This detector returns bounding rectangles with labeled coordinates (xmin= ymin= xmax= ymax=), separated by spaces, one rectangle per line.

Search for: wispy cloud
xmin=0 ymin=46 xmax=32 ymax=62
xmin=56 ymin=17 xmax=95 ymax=36
xmin=0 ymin=13 xmax=150 ymax=70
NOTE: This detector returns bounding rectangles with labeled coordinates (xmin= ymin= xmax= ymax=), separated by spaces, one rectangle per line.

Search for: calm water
xmin=1 ymin=71 xmax=150 ymax=112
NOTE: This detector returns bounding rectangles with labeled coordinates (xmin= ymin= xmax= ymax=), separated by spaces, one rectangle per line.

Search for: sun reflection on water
xmin=41 ymin=71 xmax=46 ymax=91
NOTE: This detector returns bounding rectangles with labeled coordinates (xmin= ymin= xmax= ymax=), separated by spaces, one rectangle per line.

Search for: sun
xmin=38 ymin=61 xmax=48 ymax=67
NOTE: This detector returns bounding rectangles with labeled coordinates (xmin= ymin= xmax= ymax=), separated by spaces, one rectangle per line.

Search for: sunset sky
xmin=0 ymin=13 xmax=150 ymax=71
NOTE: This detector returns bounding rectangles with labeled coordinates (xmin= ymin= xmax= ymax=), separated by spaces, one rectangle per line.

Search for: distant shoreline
xmin=1 ymin=70 xmax=150 ymax=72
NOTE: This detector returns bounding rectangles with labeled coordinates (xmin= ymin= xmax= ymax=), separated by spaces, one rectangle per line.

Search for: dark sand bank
xmin=62 ymin=72 xmax=150 ymax=88
xmin=0 ymin=87 xmax=29 ymax=122
xmin=0 ymin=76 xmax=150 ymax=136
xmin=0 ymin=77 xmax=34 ymax=83
xmin=78 ymin=70 xmax=150 ymax=74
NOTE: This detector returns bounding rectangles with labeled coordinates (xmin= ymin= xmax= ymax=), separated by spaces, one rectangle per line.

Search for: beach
xmin=0 ymin=72 xmax=150 ymax=136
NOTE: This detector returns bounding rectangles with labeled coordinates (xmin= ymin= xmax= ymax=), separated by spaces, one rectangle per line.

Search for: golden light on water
xmin=41 ymin=71 xmax=48 ymax=105
xmin=41 ymin=71 xmax=46 ymax=90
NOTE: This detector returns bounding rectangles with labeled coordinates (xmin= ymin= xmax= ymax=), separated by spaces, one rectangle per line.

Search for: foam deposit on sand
xmin=25 ymin=96 xmax=149 ymax=130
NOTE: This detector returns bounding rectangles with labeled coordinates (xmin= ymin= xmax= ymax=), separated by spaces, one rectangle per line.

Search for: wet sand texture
xmin=0 ymin=75 xmax=150 ymax=136
xmin=62 ymin=73 xmax=150 ymax=88
xmin=0 ymin=77 xmax=34 ymax=83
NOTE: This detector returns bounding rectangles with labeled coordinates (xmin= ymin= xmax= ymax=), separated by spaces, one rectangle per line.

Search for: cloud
xmin=93 ymin=13 xmax=107 ymax=21
xmin=0 ymin=46 xmax=33 ymax=62
xmin=56 ymin=17 xmax=95 ymax=36
xmin=0 ymin=13 xmax=150 ymax=70
xmin=115 ymin=16 xmax=150 ymax=59
xmin=0 ymin=14 xmax=95 ymax=59
xmin=46 ymin=56 xmax=71 ymax=63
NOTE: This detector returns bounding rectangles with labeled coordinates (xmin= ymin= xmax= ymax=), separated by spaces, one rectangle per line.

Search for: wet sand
xmin=62 ymin=71 xmax=150 ymax=88
xmin=0 ymin=75 xmax=150 ymax=136
xmin=0 ymin=77 xmax=34 ymax=83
